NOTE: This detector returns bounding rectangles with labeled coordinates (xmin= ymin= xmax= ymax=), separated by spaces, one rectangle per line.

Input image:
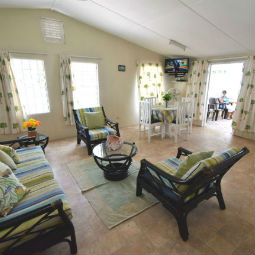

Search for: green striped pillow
xmin=178 ymin=147 xmax=240 ymax=192
xmin=175 ymin=151 xmax=214 ymax=179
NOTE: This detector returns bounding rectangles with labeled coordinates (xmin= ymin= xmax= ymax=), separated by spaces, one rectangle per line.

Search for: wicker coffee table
xmin=92 ymin=141 xmax=137 ymax=181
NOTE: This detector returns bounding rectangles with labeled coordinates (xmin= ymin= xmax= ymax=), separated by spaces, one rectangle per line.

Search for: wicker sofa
xmin=0 ymin=138 xmax=77 ymax=254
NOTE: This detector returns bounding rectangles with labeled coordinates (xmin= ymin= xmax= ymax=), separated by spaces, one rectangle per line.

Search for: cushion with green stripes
xmin=178 ymin=147 xmax=241 ymax=192
xmin=175 ymin=151 xmax=214 ymax=179
xmin=150 ymin=157 xmax=182 ymax=188
xmin=14 ymin=146 xmax=54 ymax=187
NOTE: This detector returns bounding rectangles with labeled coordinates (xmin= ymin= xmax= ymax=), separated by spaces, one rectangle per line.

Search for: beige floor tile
xmin=39 ymin=124 xmax=254 ymax=254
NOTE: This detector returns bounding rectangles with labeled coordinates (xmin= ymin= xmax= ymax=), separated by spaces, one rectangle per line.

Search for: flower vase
xmin=28 ymin=129 xmax=37 ymax=137
xmin=165 ymin=101 xmax=168 ymax=108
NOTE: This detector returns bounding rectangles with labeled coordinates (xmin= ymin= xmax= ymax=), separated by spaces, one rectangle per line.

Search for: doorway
xmin=205 ymin=62 xmax=244 ymax=133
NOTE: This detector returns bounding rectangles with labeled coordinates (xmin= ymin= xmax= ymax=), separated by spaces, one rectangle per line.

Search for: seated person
xmin=219 ymin=90 xmax=235 ymax=119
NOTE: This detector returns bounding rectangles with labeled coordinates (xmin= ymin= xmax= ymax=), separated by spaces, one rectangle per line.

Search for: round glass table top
xmin=92 ymin=142 xmax=137 ymax=160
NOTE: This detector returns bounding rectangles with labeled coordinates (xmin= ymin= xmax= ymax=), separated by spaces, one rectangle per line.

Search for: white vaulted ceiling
xmin=0 ymin=0 xmax=254 ymax=57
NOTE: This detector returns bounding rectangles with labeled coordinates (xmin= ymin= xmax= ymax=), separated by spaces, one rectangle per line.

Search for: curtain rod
xmin=9 ymin=50 xmax=48 ymax=56
xmin=70 ymin=55 xmax=102 ymax=60
xmin=208 ymin=56 xmax=248 ymax=62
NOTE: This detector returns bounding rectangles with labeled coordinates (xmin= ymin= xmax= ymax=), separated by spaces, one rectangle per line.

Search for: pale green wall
xmin=0 ymin=8 xmax=164 ymax=140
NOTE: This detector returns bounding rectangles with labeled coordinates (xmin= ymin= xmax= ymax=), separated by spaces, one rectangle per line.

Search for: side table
xmin=17 ymin=133 xmax=49 ymax=153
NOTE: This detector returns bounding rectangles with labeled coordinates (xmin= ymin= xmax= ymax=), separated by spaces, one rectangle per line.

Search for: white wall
xmin=0 ymin=8 xmax=165 ymax=141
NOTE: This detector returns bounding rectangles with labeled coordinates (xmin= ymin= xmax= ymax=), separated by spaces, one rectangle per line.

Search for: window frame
xmin=10 ymin=53 xmax=51 ymax=116
xmin=70 ymin=57 xmax=101 ymax=109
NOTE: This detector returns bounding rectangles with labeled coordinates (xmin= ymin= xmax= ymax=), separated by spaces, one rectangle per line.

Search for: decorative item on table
xmin=106 ymin=135 xmax=123 ymax=151
xmin=22 ymin=119 xmax=40 ymax=137
xmin=163 ymin=93 xmax=172 ymax=108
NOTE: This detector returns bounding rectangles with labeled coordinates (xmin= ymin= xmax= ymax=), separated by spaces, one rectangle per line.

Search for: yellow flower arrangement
xmin=22 ymin=119 xmax=40 ymax=131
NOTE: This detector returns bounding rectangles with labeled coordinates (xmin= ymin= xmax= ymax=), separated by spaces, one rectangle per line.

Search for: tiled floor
xmin=206 ymin=118 xmax=233 ymax=134
xmin=42 ymin=125 xmax=254 ymax=255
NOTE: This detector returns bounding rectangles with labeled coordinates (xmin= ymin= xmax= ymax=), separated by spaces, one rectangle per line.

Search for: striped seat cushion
xmin=89 ymin=126 xmax=116 ymax=141
xmin=76 ymin=107 xmax=106 ymax=127
xmin=0 ymin=178 xmax=71 ymax=251
xmin=154 ymin=157 xmax=181 ymax=176
xmin=148 ymin=158 xmax=181 ymax=189
xmin=14 ymin=146 xmax=54 ymax=187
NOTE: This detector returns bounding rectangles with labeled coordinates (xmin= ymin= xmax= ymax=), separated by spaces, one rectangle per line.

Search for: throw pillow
xmin=178 ymin=147 xmax=240 ymax=192
xmin=175 ymin=151 xmax=214 ymax=179
xmin=0 ymin=150 xmax=17 ymax=170
xmin=0 ymin=162 xmax=12 ymax=177
xmin=84 ymin=112 xmax=105 ymax=129
xmin=0 ymin=173 xmax=29 ymax=216
xmin=0 ymin=145 xmax=20 ymax=163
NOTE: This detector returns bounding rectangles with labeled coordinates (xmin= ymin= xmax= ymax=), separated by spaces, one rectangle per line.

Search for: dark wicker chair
xmin=136 ymin=146 xmax=249 ymax=241
xmin=73 ymin=106 xmax=120 ymax=155
xmin=207 ymin=97 xmax=224 ymax=121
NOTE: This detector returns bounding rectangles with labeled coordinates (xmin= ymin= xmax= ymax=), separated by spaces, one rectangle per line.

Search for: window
xmin=10 ymin=58 xmax=50 ymax=115
xmin=71 ymin=61 xmax=100 ymax=109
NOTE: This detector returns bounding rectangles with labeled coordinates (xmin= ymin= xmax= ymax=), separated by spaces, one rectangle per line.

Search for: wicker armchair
xmin=136 ymin=146 xmax=249 ymax=241
xmin=73 ymin=106 xmax=120 ymax=155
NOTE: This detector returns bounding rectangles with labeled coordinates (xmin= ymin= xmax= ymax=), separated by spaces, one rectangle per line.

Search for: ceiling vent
xmin=40 ymin=18 xmax=64 ymax=43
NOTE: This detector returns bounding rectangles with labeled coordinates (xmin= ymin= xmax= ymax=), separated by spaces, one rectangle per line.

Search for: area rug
xmin=67 ymin=158 xmax=139 ymax=192
xmin=67 ymin=158 xmax=158 ymax=229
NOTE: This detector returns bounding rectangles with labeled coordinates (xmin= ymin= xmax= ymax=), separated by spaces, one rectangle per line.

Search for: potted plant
xmin=22 ymin=119 xmax=40 ymax=137
xmin=162 ymin=93 xmax=172 ymax=108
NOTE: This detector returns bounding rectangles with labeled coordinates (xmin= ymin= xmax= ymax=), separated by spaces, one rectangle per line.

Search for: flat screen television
xmin=165 ymin=58 xmax=189 ymax=74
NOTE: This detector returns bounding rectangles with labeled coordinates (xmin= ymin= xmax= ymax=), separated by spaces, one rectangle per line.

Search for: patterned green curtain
xmin=232 ymin=56 xmax=255 ymax=139
xmin=186 ymin=60 xmax=209 ymax=121
xmin=0 ymin=51 xmax=26 ymax=134
xmin=137 ymin=62 xmax=164 ymax=103
xmin=60 ymin=56 xmax=74 ymax=125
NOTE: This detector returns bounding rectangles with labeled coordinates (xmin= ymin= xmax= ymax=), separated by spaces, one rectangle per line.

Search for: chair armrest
xmin=75 ymin=120 xmax=88 ymax=132
xmin=105 ymin=117 xmax=118 ymax=125
xmin=176 ymin=147 xmax=192 ymax=159
xmin=0 ymin=200 xmax=66 ymax=231
xmin=105 ymin=117 xmax=120 ymax=136
xmin=0 ymin=137 xmax=36 ymax=149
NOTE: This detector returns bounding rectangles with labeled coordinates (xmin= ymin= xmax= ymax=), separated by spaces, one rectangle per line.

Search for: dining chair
xmin=144 ymin=97 xmax=157 ymax=106
xmin=139 ymin=101 xmax=164 ymax=143
xmin=164 ymin=105 xmax=178 ymax=143
xmin=180 ymin=98 xmax=194 ymax=134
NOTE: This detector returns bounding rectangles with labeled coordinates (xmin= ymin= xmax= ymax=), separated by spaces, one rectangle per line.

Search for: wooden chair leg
xmin=87 ymin=143 xmax=93 ymax=155
xmin=77 ymin=134 xmax=81 ymax=144
xmin=215 ymin=110 xmax=219 ymax=121
xmin=175 ymin=125 xmax=178 ymax=143
xmin=216 ymin=190 xmax=226 ymax=210
xmin=177 ymin=213 xmax=189 ymax=241
xmin=148 ymin=128 xmax=151 ymax=143
xmin=69 ymin=227 xmax=78 ymax=254
xmin=161 ymin=125 xmax=164 ymax=139
xmin=136 ymin=181 xmax=142 ymax=196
